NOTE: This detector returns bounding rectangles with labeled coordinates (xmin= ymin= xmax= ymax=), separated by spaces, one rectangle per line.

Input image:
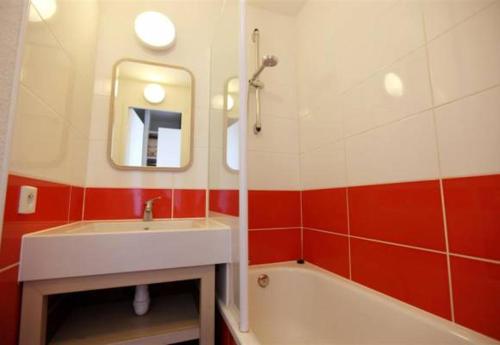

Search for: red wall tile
xmin=0 ymin=266 xmax=21 ymax=345
xmin=249 ymin=191 xmax=301 ymax=229
xmin=303 ymin=229 xmax=349 ymax=278
xmin=84 ymin=188 xmax=172 ymax=220
xmin=444 ymin=174 xmax=500 ymax=261
xmin=348 ymin=180 xmax=445 ymax=250
xmin=209 ymin=190 xmax=239 ymax=217
xmin=173 ymin=189 xmax=206 ymax=218
xmin=68 ymin=186 xmax=84 ymax=222
xmin=302 ymin=188 xmax=348 ymax=233
xmin=249 ymin=229 xmax=301 ymax=265
xmin=451 ymin=256 xmax=500 ymax=340
xmin=1 ymin=175 xmax=71 ymax=267
xmin=351 ymin=238 xmax=451 ymax=319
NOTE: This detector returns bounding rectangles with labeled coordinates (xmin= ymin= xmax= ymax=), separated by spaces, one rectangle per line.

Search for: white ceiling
xmin=247 ymin=0 xmax=307 ymax=16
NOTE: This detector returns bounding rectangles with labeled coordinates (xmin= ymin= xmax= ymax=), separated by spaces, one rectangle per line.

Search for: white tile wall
xmin=435 ymin=86 xmax=500 ymax=178
xmin=248 ymin=150 xmax=300 ymax=191
xmin=422 ymin=0 xmax=495 ymax=40
xmin=245 ymin=5 xmax=301 ymax=190
xmin=248 ymin=116 xmax=299 ymax=154
xmin=300 ymin=140 xmax=347 ymax=190
xmin=9 ymin=1 xmax=98 ymax=186
xmin=0 ymin=0 xmax=25 ymax=239
xmin=427 ymin=1 xmax=500 ymax=105
xmin=346 ymin=111 xmax=440 ymax=186
xmin=341 ymin=48 xmax=433 ymax=137
xmin=295 ymin=0 xmax=500 ymax=190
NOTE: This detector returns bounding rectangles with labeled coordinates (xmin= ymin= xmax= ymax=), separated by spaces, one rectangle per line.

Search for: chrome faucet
xmin=143 ymin=197 xmax=161 ymax=221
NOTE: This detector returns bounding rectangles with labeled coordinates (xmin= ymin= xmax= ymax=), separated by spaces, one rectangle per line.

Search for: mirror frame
xmin=108 ymin=58 xmax=195 ymax=171
xmin=223 ymin=76 xmax=239 ymax=173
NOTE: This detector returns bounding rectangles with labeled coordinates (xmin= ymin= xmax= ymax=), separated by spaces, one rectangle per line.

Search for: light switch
xmin=18 ymin=186 xmax=37 ymax=214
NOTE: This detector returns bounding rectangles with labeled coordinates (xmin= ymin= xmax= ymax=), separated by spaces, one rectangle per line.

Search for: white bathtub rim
xmin=247 ymin=261 xmax=499 ymax=345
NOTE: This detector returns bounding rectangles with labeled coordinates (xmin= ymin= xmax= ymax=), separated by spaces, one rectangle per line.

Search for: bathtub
xmin=220 ymin=262 xmax=498 ymax=345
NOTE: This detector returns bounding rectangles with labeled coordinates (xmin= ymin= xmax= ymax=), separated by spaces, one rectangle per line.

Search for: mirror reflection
xmin=110 ymin=59 xmax=193 ymax=169
xmin=224 ymin=77 xmax=239 ymax=171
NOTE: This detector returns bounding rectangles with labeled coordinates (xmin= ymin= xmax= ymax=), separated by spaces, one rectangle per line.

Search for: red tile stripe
xmin=301 ymin=174 xmax=500 ymax=340
xmin=303 ymin=228 xmax=349 ymax=278
xmin=351 ymin=237 xmax=452 ymax=319
xmin=348 ymin=180 xmax=446 ymax=251
xmin=249 ymin=228 xmax=301 ymax=265
xmin=302 ymin=188 xmax=348 ymax=234
xmin=1 ymin=175 xmax=78 ymax=268
xmin=83 ymin=188 xmax=173 ymax=220
xmin=209 ymin=190 xmax=239 ymax=216
xmin=450 ymin=256 xmax=500 ymax=340
xmin=173 ymin=189 xmax=206 ymax=218
xmin=443 ymin=174 xmax=500 ymax=261
xmin=0 ymin=265 xmax=21 ymax=345
xmin=2 ymin=174 xmax=499 ymax=341
xmin=248 ymin=190 xmax=301 ymax=229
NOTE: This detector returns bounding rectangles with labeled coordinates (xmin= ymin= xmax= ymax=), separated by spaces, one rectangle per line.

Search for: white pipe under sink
xmin=133 ymin=284 xmax=150 ymax=315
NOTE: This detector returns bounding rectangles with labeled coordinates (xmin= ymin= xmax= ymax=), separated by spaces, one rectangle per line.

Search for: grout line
xmin=423 ymin=0 xmax=498 ymax=44
xmin=350 ymin=234 xmax=447 ymax=256
xmin=438 ymin=179 xmax=455 ymax=321
xmin=0 ymin=262 xmax=19 ymax=274
xmin=303 ymin=227 xmax=349 ymax=238
xmin=299 ymin=190 xmax=304 ymax=259
xmin=304 ymin=226 xmax=450 ymax=256
xmin=324 ymin=0 xmax=496 ymax=105
xmin=345 ymin=188 xmax=352 ymax=280
xmin=421 ymin=6 xmax=456 ymax=321
xmin=249 ymin=227 xmax=301 ymax=231
xmin=432 ymin=83 xmax=500 ymax=110
xmin=81 ymin=187 xmax=86 ymax=221
xmin=170 ymin=189 xmax=175 ymax=218
xmin=67 ymin=185 xmax=73 ymax=224
xmin=450 ymin=253 xmax=500 ymax=265
xmin=340 ymin=110 xmax=353 ymax=280
xmin=300 ymin=81 xmax=499 ymax=158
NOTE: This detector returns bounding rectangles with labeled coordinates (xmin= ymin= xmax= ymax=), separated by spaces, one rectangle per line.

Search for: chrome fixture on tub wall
xmin=249 ymin=28 xmax=278 ymax=134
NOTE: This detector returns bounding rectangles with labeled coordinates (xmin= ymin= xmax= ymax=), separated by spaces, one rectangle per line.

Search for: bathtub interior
xmin=245 ymin=262 xmax=498 ymax=345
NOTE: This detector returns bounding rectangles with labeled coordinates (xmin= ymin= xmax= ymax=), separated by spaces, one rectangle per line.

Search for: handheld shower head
xmin=250 ymin=55 xmax=279 ymax=84
xmin=262 ymin=55 xmax=278 ymax=67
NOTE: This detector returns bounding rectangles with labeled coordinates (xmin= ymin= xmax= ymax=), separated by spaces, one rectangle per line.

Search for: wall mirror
xmin=109 ymin=59 xmax=194 ymax=170
xmin=224 ymin=77 xmax=240 ymax=171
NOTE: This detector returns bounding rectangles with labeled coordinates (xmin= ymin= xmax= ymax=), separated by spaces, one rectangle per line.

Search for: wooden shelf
xmin=49 ymin=293 xmax=199 ymax=345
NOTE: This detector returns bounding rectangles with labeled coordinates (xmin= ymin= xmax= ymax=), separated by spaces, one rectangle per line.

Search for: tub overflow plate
xmin=257 ymin=274 xmax=269 ymax=288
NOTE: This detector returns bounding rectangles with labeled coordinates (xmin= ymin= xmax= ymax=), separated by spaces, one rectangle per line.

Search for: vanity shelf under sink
xmin=49 ymin=289 xmax=199 ymax=345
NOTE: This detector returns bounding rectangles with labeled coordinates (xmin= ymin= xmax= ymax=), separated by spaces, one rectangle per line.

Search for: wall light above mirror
xmin=109 ymin=59 xmax=194 ymax=170
xmin=135 ymin=11 xmax=176 ymax=50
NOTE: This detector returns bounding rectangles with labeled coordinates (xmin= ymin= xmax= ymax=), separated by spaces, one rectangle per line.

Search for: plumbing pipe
xmin=133 ymin=284 xmax=150 ymax=316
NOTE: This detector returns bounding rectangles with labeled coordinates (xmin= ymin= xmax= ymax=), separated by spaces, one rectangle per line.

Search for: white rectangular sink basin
xmin=19 ymin=218 xmax=231 ymax=281
xmin=43 ymin=219 xmax=225 ymax=234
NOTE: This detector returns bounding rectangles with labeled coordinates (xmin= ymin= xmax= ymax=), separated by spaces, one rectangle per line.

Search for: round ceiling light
xmin=144 ymin=84 xmax=166 ymax=104
xmin=29 ymin=0 xmax=57 ymax=22
xmin=135 ymin=12 xmax=176 ymax=50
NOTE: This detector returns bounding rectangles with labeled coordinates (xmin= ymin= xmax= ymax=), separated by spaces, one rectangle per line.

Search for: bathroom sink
xmin=40 ymin=219 xmax=225 ymax=234
xmin=19 ymin=219 xmax=231 ymax=281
